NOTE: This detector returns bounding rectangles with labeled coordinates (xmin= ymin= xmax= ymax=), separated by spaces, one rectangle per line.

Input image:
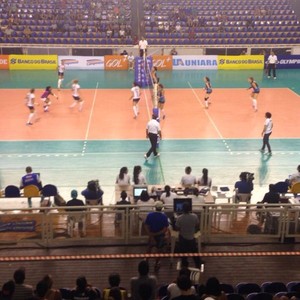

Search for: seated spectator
xmin=4 ymin=26 xmax=14 ymax=38
xmin=175 ymin=23 xmax=181 ymax=33
xmin=197 ymin=168 xmax=212 ymax=187
xmin=234 ymin=172 xmax=253 ymax=194
xmin=160 ymin=185 xmax=176 ymax=207
xmin=172 ymin=275 xmax=200 ymax=300
xmin=133 ymin=165 xmax=147 ymax=185
xmin=170 ymin=48 xmax=178 ymax=55
xmin=190 ymin=188 xmax=205 ymax=204
xmin=167 ymin=268 xmax=196 ymax=299
xmin=119 ymin=28 xmax=125 ymax=40
xmin=144 ymin=201 xmax=169 ymax=271
xmin=103 ymin=273 xmax=127 ymax=300
xmin=201 ymin=277 xmax=227 ymax=300
xmin=158 ymin=22 xmax=164 ymax=33
xmin=40 ymin=274 xmax=62 ymax=300
xmin=0 ymin=280 xmax=15 ymax=300
xmin=130 ymin=261 xmax=157 ymax=300
xmin=262 ymin=184 xmax=280 ymax=204
xmin=115 ymin=191 xmax=131 ymax=223
xmin=120 ymin=50 xmax=128 ymax=56
xmin=20 ymin=166 xmax=42 ymax=190
xmin=81 ymin=180 xmax=104 ymax=205
xmin=30 ymin=280 xmax=49 ymax=300
xmin=12 ymin=267 xmax=34 ymax=300
xmin=23 ymin=26 xmax=32 ymax=38
xmin=137 ymin=190 xmax=155 ymax=210
xmin=116 ymin=167 xmax=131 ymax=186
xmin=164 ymin=22 xmax=170 ymax=33
xmin=180 ymin=166 xmax=196 ymax=187
xmin=71 ymin=276 xmax=99 ymax=300
xmin=289 ymin=165 xmax=300 ymax=186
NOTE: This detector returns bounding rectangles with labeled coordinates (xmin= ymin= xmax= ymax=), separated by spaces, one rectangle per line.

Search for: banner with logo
xmin=152 ymin=55 xmax=173 ymax=70
xmin=134 ymin=57 xmax=153 ymax=87
xmin=58 ymin=56 xmax=104 ymax=70
xmin=173 ymin=55 xmax=218 ymax=70
xmin=217 ymin=55 xmax=264 ymax=70
xmin=104 ymin=55 xmax=128 ymax=70
xmin=0 ymin=221 xmax=36 ymax=232
xmin=9 ymin=55 xmax=57 ymax=70
xmin=275 ymin=55 xmax=300 ymax=69
xmin=0 ymin=55 xmax=9 ymax=70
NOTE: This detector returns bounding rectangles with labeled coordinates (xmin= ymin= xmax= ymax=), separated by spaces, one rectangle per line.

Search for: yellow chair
xmin=291 ymin=182 xmax=300 ymax=195
xmin=23 ymin=185 xmax=40 ymax=208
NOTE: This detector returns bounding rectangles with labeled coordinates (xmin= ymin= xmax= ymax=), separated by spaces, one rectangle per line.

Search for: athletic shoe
xmin=144 ymin=154 xmax=148 ymax=160
xmin=274 ymin=77 xmax=277 ymax=80
xmin=259 ymin=149 xmax=264 ymax=152
xmin=268 ymin=151 xmax=272 ymax=155
xmin=26 ymin=122 xmax=33 ymax=125
xmin=154 ymin=153 xmax=160 ymax=158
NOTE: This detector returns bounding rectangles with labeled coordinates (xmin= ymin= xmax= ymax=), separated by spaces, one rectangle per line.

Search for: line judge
xmin=139 ymin=36 xmax=148 ymax=58
xmin=145 ymin=114 xmax=161 ymax=160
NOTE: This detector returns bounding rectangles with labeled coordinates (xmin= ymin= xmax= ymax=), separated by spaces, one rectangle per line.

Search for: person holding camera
xmin=234 ymin=172 xmax=254 ymax=205
xmin=81 ymin=180 xmax=104 ymax=205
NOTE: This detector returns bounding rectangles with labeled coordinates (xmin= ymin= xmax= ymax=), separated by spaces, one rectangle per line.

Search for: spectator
xmin=116 ymin=167 xmax=131 ymax=186
xmin=12 ymin=267 xmax=34 ymax=300
xmin=172 ymin=275 xmax=199 ymax=300
xmin=198 ymin=168 xmax=212 ymax=187
xmin=144 ymin=201 xmax=169 ymax=271
xmin=175 ymin=23 xmax=181 ymax=33
xmin=20 ymin=166 xmax=42 ymax=190
xmin=201 ymin=277 xmax=227 ymax=300
xmin=103 ymin=273 xmax=127 ymax=300
xmin=262 ymin=184 xmax=280 ymax=204
xmin=115 ymin=191 xmax=131 ymax=223
xmin=137 ymin=190 xmax=155 ymax=209
xmin=31 ymin=280 xmax=48 ymax=300
xmin=170 ymin=48 xmax=178 ymax=55
xmin=120 ymin=50 xmax=128 ymax=56
xmin=4 ymin=26 xmax=13 ymax=38
xmin=81 ymin=180 xmax=104 ymax=205
xmin=167 ymin=268 xmax=196 ymax=299
xmin=41 ymin=274 xmax=62 ymax=300
xmin=0 ymin=280 xmax=15 ymax=300
xmin=158 ymin=22 xmax=164 ymax=33
xmin=289 ymin=165 xmax=300 ymax=186
xmin=130 ymin=261 xmax=157 ymax=300
xmin=234 ymin=172 xmax=253 ymax=194
xmin=71 ymin=276 xmax=99 ymax=300
xmin=133 ymin=165 xmax=147 ymax=185
xmin=175 ymin=202 xmax=202 ymax=269
xmin=23 ymin=26 xmax=32 ymax=38
xmin=180 ymin=166 xmax=196 ymax=187
xmin=160 ymin=185 xmax=176 ymax=207
xmin=190 ymin=188 xmax=205 ymax=204
xmin=164 ymin=21 xmax=170 ymax=33
xmin=119 ymin=28 xmax=125 ymax=40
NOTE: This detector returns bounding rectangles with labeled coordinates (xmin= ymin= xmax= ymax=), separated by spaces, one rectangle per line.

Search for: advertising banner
xmin=9 ymin=55 xmax=57 ymax=70
xmin=104 ymin=55 xmax=128 ymax=70
xmin=0 ymin=55 xmax=9 ymax=70
xmin=172 ymin=55 xmax=218 ymax=70
xmin=217 ymin=55 xmax=264 ymax=70
xmin=152 ymin=55 xmax=173 ymax=70
xmin=276 ymin=55 xmax=300 ymax=69
xmin=59 ymin=56 xmax=104 ymax=70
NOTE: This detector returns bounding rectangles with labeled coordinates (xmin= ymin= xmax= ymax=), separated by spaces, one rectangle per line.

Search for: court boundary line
xmin=82 ymin=81 xmax=99 ymax=155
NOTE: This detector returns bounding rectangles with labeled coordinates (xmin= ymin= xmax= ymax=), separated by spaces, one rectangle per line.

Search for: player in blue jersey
xmin=247 ymin=77 xmax=260 ymax=112
xmin=203 ymin=76 xmax=212 ymax=109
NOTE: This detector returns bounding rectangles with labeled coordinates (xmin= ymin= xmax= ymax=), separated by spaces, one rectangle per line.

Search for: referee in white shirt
xmin=267 ymin=51 xmax=278 ymax=79
xmin=260 ymin=112 xmax=273 ymax=155
xmin=145 ymin=114 xmax=162 ymax=160
xmin=139 ymin=36 xmax=148 ymax=58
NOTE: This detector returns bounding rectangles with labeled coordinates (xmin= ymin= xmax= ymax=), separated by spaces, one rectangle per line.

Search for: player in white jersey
xmin=57 ymin=61 xmax=65 ymax=90
xmin=69 ymin=79 xmax=84 ymax=111
xmin=127 ymin=52 xmax=134 ymax=70
xmin=129 ymin=82 xmax=141 ymax=119
xmin=25 ymin=88 xmax=36 ymax=125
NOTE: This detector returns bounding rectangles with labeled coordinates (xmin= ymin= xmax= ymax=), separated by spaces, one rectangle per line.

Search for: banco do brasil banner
xmin=217 ymin=55 xmax=264 ymax=70
xmin=9 ymin=55 xmax=58 ymax=70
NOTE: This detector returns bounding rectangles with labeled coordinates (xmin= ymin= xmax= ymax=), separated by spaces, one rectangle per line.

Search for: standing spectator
xmin=144 ymin=201 xmax=169 ymax=271
xmin=116 ymin=167 xmax=131 ymax=186
xmin=139 ymin=36 xmax=148 ymax=58
xmin=180 ymin=166 xmax=196 ymax=187
xmin=133 ymin=165 xmax=147 ymax=185
xmin=260 ymin=112 xmax=273 ymax=155
xmin=267 ymin=50 xmax=278 ymax=79
xmin=12 ymin=267 xmax=34 ymax=300
xmin=175 ymin=202 xmax=202 ymax=269
xmin=198 ymin=168 xmax=212 ymax=187
xmin=130 ymin=261 xmax=157 ymax=300
xmin=144 ymin=114 xmax=162 ymax=160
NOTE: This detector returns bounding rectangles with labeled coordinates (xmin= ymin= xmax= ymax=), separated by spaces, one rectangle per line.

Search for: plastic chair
xmin=261 ymin=281 xmax=287 ymax=294
xmin=234 ymin=193 xmax=251 ymax=204
xmin=227 ymin=294 xmax=245 ymax=300
xmin=246 ymin=292 xmax=273 ymax=300
xmin=291 ymin=182 xmax=300 ymax=195
xmin=287 ymin=281 xmax=300 ymax=292
xmin=59 ymin=287 xmax=72 ymax=300
xmin=4 ymin=185 xmax=21 ymax=197
xmin=220 ymin=283 xmax=235 ymax=294
xmin=42 ymin=184 xmax=58 ymax=197
xmin=274 ymin=181 xmax=289 ymax=195
xmin=23 ymin=185 xmax=40 ymax=197
xmin=236 ymin=283 xmax=261 ymax=295
xmin=67 ymin=212 xmax=86 ymax=237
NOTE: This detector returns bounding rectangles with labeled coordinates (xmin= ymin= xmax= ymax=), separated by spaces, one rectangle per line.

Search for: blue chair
xmin=220 ymin=283 xmax=235 ymax=294
xmin=261 ymin=282 xmax=287 ymax=294
xmin=227 ymin=294 xmax=245 ymax=300
xmin=158 ymin=284 xmax=169 ymax=299
xmin=287 ymin=281 xmax=300 ymax=292
xmin=4 ymin=185 xmax=21 ymax=197
xmin=246 ymin=292 xmax=273 ymax=300
xmin=236 ymin=283 xmax=261 ymax=295
xmin=59 ymin=288 xmax=72 ymax=300
xmin=274 ymin=181 xmax=289 ymax=195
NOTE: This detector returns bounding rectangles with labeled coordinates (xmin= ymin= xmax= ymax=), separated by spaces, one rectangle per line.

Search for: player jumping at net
xmin=247 ymin=77 xmax=260 ymax=112
xmin=25 ymin=88 xmax=36 ymax=125
xmin=203 ymin=76 xmax=212 ymax=109
xmin=157 ymin=83 xmax=166 ymax=120
xmin=57 ymin=61 xmax=65 ymax=90
xmin=41 ymin=86 xmax=58 ymax=112
xmin=129 ymin=82 xmax=141 ymax=119
xmin=69 ymin=79 xmax=84 ymax=111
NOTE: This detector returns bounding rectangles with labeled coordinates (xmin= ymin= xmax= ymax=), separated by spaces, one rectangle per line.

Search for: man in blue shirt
xmin=144 ymin=201 xmax=169 ymax=271
xmin=20 ymin=166 xmax=42 ymax=190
